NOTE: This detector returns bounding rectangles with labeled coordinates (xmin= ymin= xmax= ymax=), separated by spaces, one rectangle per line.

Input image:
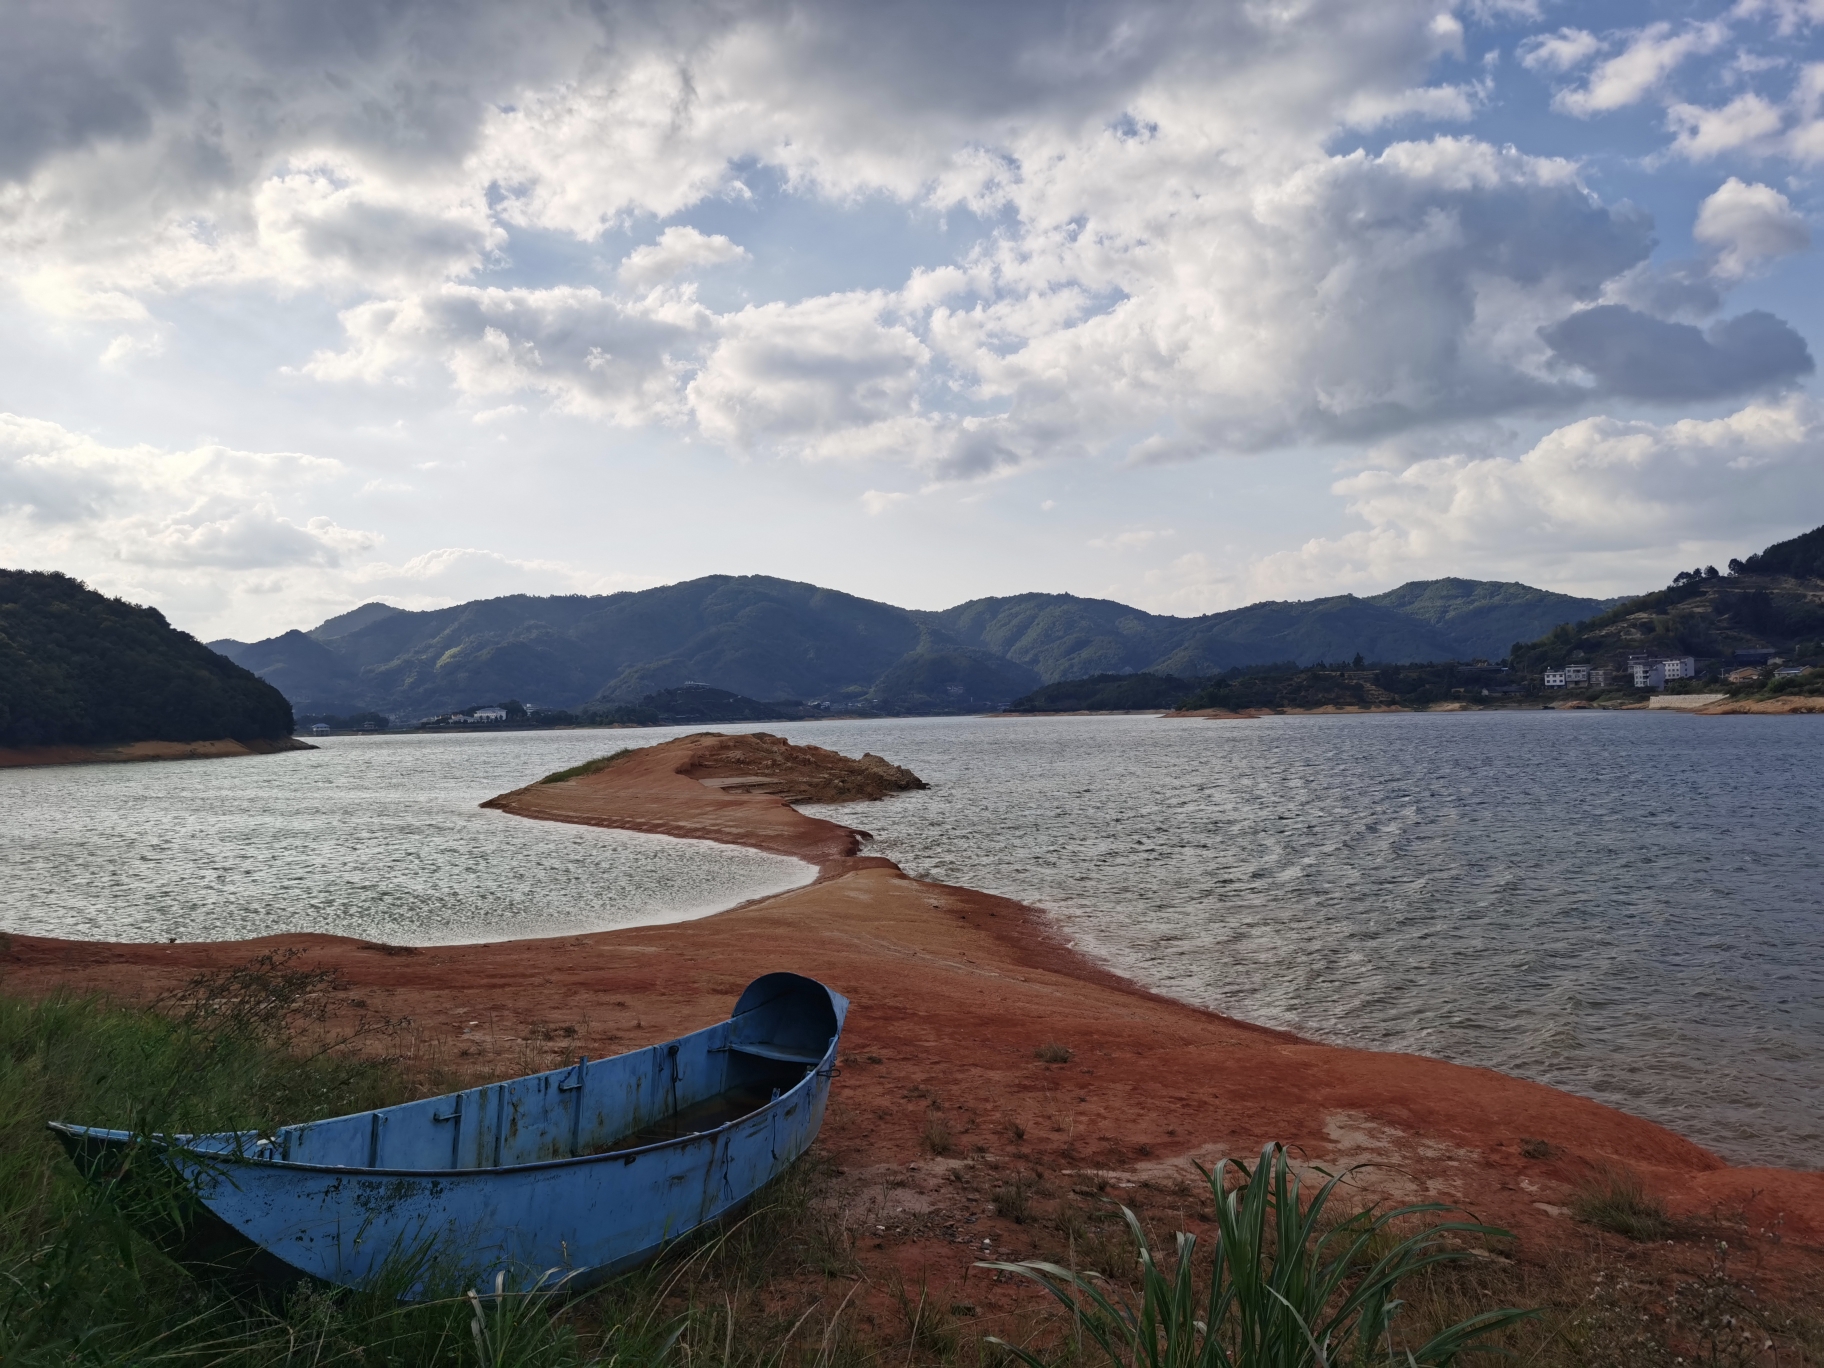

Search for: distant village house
xmin=1540 ymin=664 xmax=1611 ymax=689
xmin=1629 ymin=656 xmax=1696 ymax=690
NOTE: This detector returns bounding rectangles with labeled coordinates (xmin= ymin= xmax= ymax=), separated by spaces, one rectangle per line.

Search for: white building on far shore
xmin=1630 ymin=657 xmax=1697 ymax=689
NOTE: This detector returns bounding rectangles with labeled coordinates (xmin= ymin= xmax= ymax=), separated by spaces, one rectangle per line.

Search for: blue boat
xmin=52 ymin=972 xmax=847 ymax=1297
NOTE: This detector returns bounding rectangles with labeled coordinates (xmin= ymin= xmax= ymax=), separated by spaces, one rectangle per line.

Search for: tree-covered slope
xmin=0 ymin=570 xmax=293 ymax=747
xmin=1153 ymin=595 xmax=1462 ymax=674
xmin=917 ymin=594 xmax=1183 ymax=680
xmin=1004 ymin=672 xmax=1202 ymax=712
xmin=1732 ymin=522 xmax=1824 ymax=580
xmin=1365 ymin=579 xmax=1617 ymax=662
xmin=1511 ymin=522 xmax=1824 ymax=671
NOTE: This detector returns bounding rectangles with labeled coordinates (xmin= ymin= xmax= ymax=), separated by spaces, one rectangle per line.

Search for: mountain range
xmin=208 ymin=576 xmax=1621 ymax=720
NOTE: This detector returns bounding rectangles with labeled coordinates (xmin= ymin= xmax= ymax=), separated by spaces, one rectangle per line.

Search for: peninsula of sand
xmin=4 ymin=730 xmax=1819 ymax=1296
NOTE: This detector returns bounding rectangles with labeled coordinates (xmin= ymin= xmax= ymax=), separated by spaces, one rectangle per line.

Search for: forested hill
xmin=0 ymin=570 xmax=294 ymax=748
xmin=1513 ymin=522 xmax=1824 ymax=672
xmin=208 ymin=573 xmax=1618 ymax=720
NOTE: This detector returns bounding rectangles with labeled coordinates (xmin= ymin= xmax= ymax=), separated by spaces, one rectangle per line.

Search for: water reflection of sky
xmin=0 ymin=731 xmax=813 ymax=948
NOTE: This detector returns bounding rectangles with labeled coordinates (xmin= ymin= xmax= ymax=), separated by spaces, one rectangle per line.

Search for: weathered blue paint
xmin=51 ymin=972 xmax=847 ymax=1296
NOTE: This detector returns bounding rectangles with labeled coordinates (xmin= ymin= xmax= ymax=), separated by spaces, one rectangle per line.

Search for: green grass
xmin=0 ymin=961 xmax=673 ymax=1366
xmin=539 ymin=750 xmax=636 ymax=784
xmin=1570 ymin=1166 xmax=1675 ymax=1242
xmin=0 ymin=958 xmax=864 ymax=1367
xmin=983 ymin=1142 xmax=1536 ymax=1368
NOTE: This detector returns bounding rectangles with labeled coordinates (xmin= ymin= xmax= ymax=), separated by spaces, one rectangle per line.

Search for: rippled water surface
xmin=797 ymin=712 xmax=1823 ymax=1169
xmin=0 ymin=731 xmax=813 ymax=945
xmin=4 ymin=712 xmax=1818 ymax=1167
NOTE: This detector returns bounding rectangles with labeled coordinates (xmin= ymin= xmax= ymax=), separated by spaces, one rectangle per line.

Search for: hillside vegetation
xmin=210 ymin=574 xmax=1613 ymax=721
xmin=1512 ymin=522 xmax=1824 ymax=676
xmin=0 ymin=570 xmax=293 ymax=748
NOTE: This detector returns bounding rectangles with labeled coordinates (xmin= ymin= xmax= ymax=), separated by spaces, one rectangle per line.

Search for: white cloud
xmin=1244 ymin=398 xmax=1824 ymax=598
xmin=1693 ymin=178 xmax=1811 ymax=279
xmin=1553 ymin=22 xmax=1725 ymax=117
xmin=307 ymin=284 xmax=714 ymax=424
xmin=1089 ymin=527 xmax=1174 ymax=549
xmin=1518 ymin=29 xmax=1602 ymax=75
xmin=617 ymin=226 xmax=750 ymax=290
xmin=687 ymin=292 xmax=932 ymax=459
xmin=859 ymin=489 xmax=909 ymax=515
xmin=1667 ymin=93 xmax=1787 ymax=160
xmin=0 ymin=0 xmax=1816 ymax=556
xmin=0 ymin=410 xmax=645 ymax=639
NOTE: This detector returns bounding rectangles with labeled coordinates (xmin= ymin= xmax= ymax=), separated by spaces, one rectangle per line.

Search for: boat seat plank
xmin=727 ymin=1042 xmax=823 ymax=1064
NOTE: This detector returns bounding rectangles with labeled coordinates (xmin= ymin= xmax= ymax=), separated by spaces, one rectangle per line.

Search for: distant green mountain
xmin=207 ymin=571 xmax=1632 ymax=721
xmin=1005 ymin=673 xmax=1202 ymax=713
xmin=1366 ymin=579 xmax=1620 ymax=661
xmin=2 ymin=570 xmax=293 ymax=747
xmin=594 ymin=684 xmax=810 ymax=727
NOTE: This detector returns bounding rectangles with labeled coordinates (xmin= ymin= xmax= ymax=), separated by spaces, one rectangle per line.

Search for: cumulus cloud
xmin=0 ymin=413 xmax=348 ymax=547
xmin=1666 ymin=93 xmax=1789 ymax=161
xmin=1552 ymin=22 xmax=1725 ymax=117
xmin=0 ymin=411 xmax=642 ymax=639
xmin=307 ymin=284 xmax=713 ymax=423
xmin=1518 ymin=29 xmax=1602 ymax=75
xmin=1693 ymin=178 xmax=1811 ymax=280
xmin=0 ymin=0 xmax=1817 ymax=505
xmin=618 ymin=227 xmax=749 ymax=290
xmin=1540 ymin=305 xmax=1814 ymax=401
xmin=1218 ymin=398 xmax=1824 ymax=602
xmin=688 ymin=292 xmax=933 ymax=458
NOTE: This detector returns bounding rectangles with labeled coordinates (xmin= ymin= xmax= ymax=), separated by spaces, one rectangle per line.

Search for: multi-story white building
xmin=1631 ymin=657 xmax=1697 ymax=689
xmin=1543 ymin=668 xmax=1567 ymax=688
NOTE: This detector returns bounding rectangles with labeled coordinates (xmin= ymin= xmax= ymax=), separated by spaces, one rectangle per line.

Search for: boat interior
xmin=221 ymin=973 xmax=841 ymax=1172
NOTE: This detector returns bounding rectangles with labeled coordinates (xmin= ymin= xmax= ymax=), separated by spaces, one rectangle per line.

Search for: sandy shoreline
xmin=0 ymin=735 xmax=315 ymax=768
xmin=3 ymin=729 xmax=1819 ymax=1298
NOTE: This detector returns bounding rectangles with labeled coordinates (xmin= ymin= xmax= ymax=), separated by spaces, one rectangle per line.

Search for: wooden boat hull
xmin=53 ymin=972 xmax=846 ymax=1296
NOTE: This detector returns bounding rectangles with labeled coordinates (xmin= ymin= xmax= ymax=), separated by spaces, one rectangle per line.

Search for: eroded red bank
xmin=7 ymin=731 xmax=1820 ymax=1296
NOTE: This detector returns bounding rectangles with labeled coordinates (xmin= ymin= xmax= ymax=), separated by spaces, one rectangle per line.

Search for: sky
xmin=2 ymin=0 xmax=1823 ymax=641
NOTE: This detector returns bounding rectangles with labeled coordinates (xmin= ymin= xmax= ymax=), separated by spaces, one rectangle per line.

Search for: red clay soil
xmin=0 ymin=736 xmax=313 ymax=768
xmin=5 ymin=730 xmax=1820 ymax=1304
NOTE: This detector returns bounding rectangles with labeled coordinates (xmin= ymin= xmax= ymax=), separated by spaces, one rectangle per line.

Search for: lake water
xmin=2 ymin=712 xmax=1818 ymax=1169
xmin=0 ymin=731 xmax=814 ymax=946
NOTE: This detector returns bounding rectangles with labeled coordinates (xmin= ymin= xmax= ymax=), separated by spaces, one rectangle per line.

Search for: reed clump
xmin=983 ymin=1143 xmax=1537 ymax=1368
xmin=1570 ymin=1165 xmax=1676 ymax=1242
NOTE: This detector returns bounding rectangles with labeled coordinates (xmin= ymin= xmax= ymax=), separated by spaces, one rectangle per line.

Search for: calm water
xmin=3 ymin=712 xmax=1819 ymax=1168
xmin=0 ymin=731 xmax=812 ymax=946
